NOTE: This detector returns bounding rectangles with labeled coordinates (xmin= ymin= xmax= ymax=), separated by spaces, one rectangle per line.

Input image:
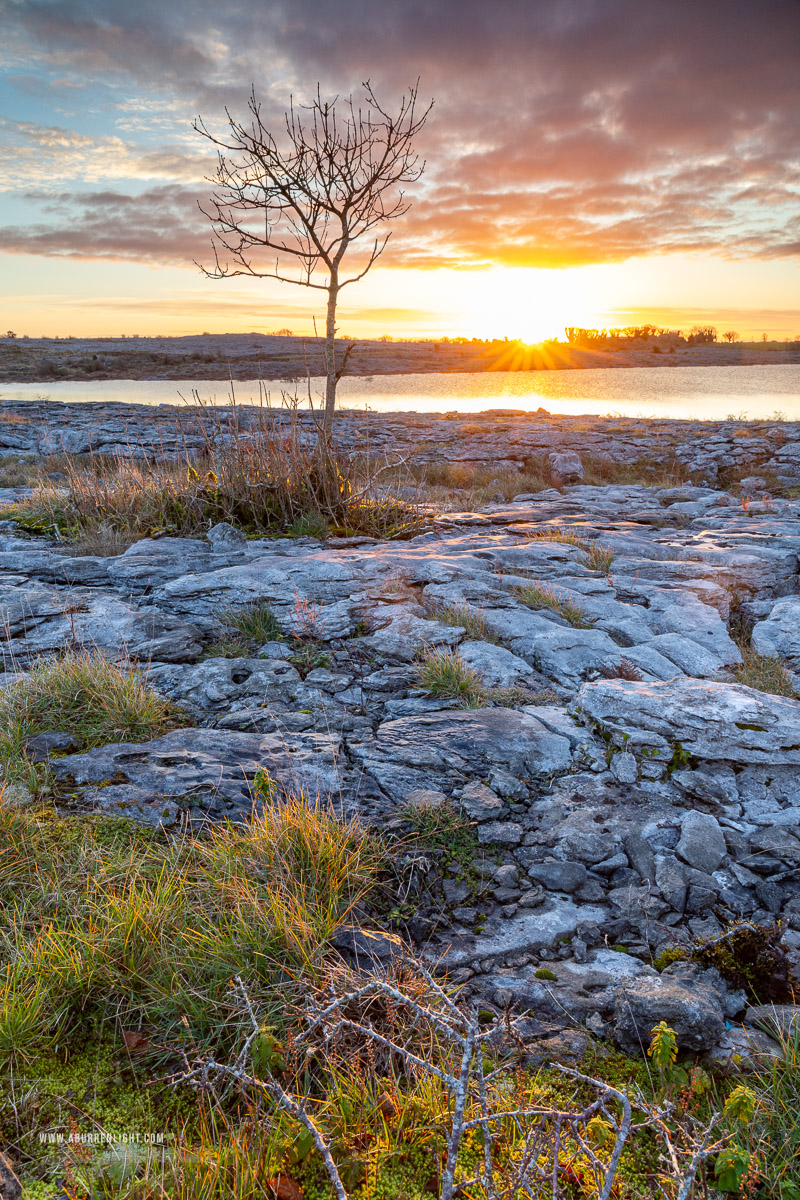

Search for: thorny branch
xmin=168 ymin=967 xmax=730 ymax=1200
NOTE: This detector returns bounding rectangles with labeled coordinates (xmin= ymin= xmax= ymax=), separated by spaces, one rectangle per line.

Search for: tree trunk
xmin=323 ymin=274 xmax=339 ymax=437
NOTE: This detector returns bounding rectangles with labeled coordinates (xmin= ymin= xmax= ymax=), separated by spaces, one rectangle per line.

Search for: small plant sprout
xmin=648 ymin=1021 xmax=678 ymax=1084
xmin=724 ymin=1084 xmax=757 ymax=1124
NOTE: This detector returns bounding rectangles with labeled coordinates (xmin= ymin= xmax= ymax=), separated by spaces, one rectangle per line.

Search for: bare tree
xmin=194 ymin=82 xmax=432 ymax=434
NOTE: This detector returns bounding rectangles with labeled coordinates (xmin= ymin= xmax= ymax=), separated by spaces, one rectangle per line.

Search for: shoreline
xmin=2 ymin=331 xmax=799 ymax=384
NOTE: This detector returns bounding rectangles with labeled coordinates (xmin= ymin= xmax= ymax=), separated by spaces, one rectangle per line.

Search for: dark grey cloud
xmin=1 ymin=0 xmax=799 ymax=266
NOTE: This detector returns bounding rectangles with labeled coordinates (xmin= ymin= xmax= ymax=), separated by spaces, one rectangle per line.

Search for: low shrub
xmin=9 ymin=406 xmax=427 ymax=544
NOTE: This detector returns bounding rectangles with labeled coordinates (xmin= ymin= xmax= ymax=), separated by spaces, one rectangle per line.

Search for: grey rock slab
xmin=576 ymin=677 xmax=800 ymax=764
xmin=613 ymin=975 xmax=725 ymax=1053
xmin=490 ymin=949 xmax=654 ymax=1021
xmin=0 ymin=550 xmax=113 ymax=586
xmin=154 ymin=554 xmax=374 ymax=618
xmin=357 ymin=708 xmax=573 ymax=778
xmin=80 ymin=784 xmax=181 ymax=828
xmin=646 ymin=632 xmax=734 ymax=678
xmin=0 ymin=584 xmax=203 ymax=665
xmin=520 ymin=705 xmax=585 ymax=746
xmin=752 ymin=599 xmax=800 ymax=673
xmin=458 ymin=640 xmax=535 ymax=687
xmin=521 ymin=626 xmax=623 ymax=685
xmin=641 ymin=592 xmax=741 ymax=664
xmin=439 ymin=900 xmax=607 ymax=967
xmin=50 ymin=727 xmax=344 ymax=815
xmin=147 ymin=657 xmax=300 ymax=712
xmin=360 ymin=606 xmax=463 ymax=661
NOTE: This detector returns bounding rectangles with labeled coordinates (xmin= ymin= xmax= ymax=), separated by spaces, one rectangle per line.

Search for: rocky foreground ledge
xmin=3 ymin=398 xmax=800 ymax=488
xmin=2 ymin=406 xmax=800 ymax=1067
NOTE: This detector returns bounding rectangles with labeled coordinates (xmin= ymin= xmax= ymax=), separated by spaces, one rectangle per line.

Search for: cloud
xmin=0 ymin=185 xmax=208 ymax=262
xmin=0 ymin=0 xmax=798 ymax=268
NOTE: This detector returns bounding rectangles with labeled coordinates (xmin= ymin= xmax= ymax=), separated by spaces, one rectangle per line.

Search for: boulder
xmin=676 ymin=811 xmax=727 ymax=874
xmin=527 ymin=861 xmax=588 ymax=893
xmin=613 ymin=975 xmax=725 ymax=1053
xmin=549 ymin=450 xmax=584 ymax=485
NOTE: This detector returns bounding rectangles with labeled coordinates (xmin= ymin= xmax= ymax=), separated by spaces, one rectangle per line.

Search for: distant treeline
xmin=564 ymin=324 xmax=719 ymax=346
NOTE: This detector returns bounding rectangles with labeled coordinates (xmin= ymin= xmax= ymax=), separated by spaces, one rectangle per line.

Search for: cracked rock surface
xmin=3 ymin=404 xmax=800 ymax=1058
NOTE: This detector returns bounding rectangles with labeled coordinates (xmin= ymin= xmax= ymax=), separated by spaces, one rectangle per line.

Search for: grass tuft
xmin=513 ymin=582 xmax=595 ymax=628
xmin=222 ymin=601 xmax=284 ymax=644
xmin=0 ymin=652 xmax=188 ymax=790
xmin=516 ymin=526 xmax=615 ymax=574
xmin=422 ymin=600 xmax=501 ymax=644
xmin=416 ymin=647 xmax=485 ymax=707
xmin=731 ymin=646 xmax=797 ymax=698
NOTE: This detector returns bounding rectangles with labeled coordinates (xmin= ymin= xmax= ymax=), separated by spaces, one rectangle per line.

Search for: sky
xmin=1 ymin=0 xmax=799 ymax=342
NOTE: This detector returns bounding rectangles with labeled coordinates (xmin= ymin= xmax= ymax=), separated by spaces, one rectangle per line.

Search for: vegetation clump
xmin=655 ymin=921 xmax=796 ymax=1004
xmin=9 ymin=414 xmax=427 ymax=546
xmin=693 ymin=921 xmax=797 ymax=1003
xmin=732 ymin=646 xmax=798 ymax=698
xmin=0 ymin=794 xmax=381 ymax=1060
xmin=416 ymin=647 xmax=485 ymax=707
xmin=423 ymin=599 xmax=501 ymax=643
xmin=0 ymin=652 xmax=188 ymax=790
xmin=517 ymin=525 xmax=615 ymax=574
xmin=514 ymin=581 xmax=595 ymax=628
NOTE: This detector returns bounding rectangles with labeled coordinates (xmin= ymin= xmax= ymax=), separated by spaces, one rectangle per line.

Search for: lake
xmin=3 ymin=363 xmax=800 ymax=421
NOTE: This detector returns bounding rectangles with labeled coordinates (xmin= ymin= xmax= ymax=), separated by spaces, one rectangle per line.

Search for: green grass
xmin=202 ymin=602 xmax=285 ymax=658
xmin=416 ymin=647 xmax=485 ymax=707
xmin=4 ymin=791 xmax=797 ymax=1199
xmin=746 ymin=1023 xmax=800 ymax=1197
xmin=0 ymin=795 xmax=381 ymax=1060
xmin=288 ymin=510 xmax=331 ymax=539
xmin=223 ymin=601 xmax=284 ymax=644
xmin=0 ymin=652 xmax=188 ymax=791
xmin=731 ymin=646 xmax=798 ymax=698
xmin=514 ymin=582 xmax=595 ymax=628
